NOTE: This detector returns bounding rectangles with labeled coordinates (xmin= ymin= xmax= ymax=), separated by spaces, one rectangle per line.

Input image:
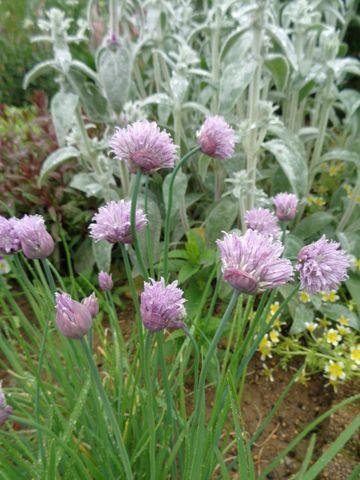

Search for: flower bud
xmin=0 ymin=216 xmax=21 ymax=255
xmin=0 ymin=382 xmax=12 ymax=426
xmin=14 ymin=215 xmax=54 ymax=260
xmin=98 ymin=271 xmax=113 ymax=291
xmin=55 ymin=293 xmax=92 ymax=339
xmin=81 ymin=292 xmax=99 ymax=318
xmin=273 ymin=193 xmax=298 ymax=221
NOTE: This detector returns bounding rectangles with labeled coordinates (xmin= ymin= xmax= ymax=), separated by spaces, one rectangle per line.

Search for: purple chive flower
xmin=0 ymin=216 xmax=21 ymax=255
xmin=98 ymin=271 xmax=113 ymax=292
xmin=81 ymin=293 xmax=99 ymax=318
xmin=89 ymin=200 xmax=147 ymax=244
xmin=0 ymin=382 xmax=12 ymax=426
xmin=216 ymin=230 xmax=293 ymax=294
xmin=109 ymin=120 xmax=177 ymax=174
xmin=245 ymin=208 xmax=281 ymax=237
xmin=55 ymin=293 xmax=92 ymax=339
xmin=197 ymin=115 xmax=236 ymax=160
xmin=273 ymin=193 xmax=299 ymax=221
xmin=297 ymin=236 xmax=350 ymax=295
xmin=140 ymin=278 xmax=187 ymax=332
xmin=14 ymin=215 xmax=54 ymax=260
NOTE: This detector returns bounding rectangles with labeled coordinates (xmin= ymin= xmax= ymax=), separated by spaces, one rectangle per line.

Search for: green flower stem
xmin=144 ymin=333 xmax=157 ymax=480
xmin=41 ymin=258 xmax=56 ymax=298
xmin=131 ymin=169 xmax=149 ymax=280
xmin=80 ymin=338 xmax=133 ymax=479
xmin=162 ymin=146 xmax=200 ymax=281
xmin=144 ymin=176 xmax=155 ymax=279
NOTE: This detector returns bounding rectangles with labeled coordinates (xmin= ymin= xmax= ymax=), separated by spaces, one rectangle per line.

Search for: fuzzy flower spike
xmin=245 ymin=208 xmax=281 ymax=237
xmin=273 ymin=193 xmax=298 ymax=221
xmin=89 ymin=200 xmax=147 ymax=244
xmin=55 ymin=293 xmax=93 ymax=339
xmin=297 ymin=236 xmax=350 ymax=295
xmin=14 ymin=215 xmax=54 ymax=260
xmin=140 ymin=278 xmax=187 ymax=332
xmin=0 ymin=216 xmax=21 ymax=255
xmin=197 ymin=115 xmax=235 ymax=160
xmin=217 ymin=230 xmax=293 ymax=294
xmin=109 ymin=120 xmax=177 ymax=174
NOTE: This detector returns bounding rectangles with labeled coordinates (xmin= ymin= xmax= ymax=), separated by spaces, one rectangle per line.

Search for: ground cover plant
xmin=1 ymin=0 xmax=360 ymax=478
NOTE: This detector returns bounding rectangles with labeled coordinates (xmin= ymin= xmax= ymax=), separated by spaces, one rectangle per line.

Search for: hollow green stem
xmin=162 ymin=146 xmax=200 ymax=281
xmin=131 ymin=169 xmax=149 ymax=280
xmin=80 ymin=338 xmax=133 ymax=479
xmin=144 ymin=176 xmax=155 ymax=279
xmin=144 ymin=333 xmax=156 ymax=479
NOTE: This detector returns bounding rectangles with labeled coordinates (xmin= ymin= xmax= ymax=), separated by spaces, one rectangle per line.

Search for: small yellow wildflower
xmin=322 ymin=291 xmax=338 ymax=303
xmin=269 ymin=329 xmax=280 ymax=344
xmin=307 ymin=195 xmax=326 ymax=207
xmin=270 ymin=302 xmax=280 ymax=316
xmin=299 ymin=291 xmax=311 ymax=303
xmin=319 ymin=317 xmax=330 ymax=328
xmin=273 ymin=317 xmax=284 ymax=329
xmin=339 ymin=316 xmax=350 ymax=326
xmin=350 ymin=345 xmax=360 ymax=366
xmin=305 ymin=321 xmax=317 ymax=333
xmin=325 ymin=360 xmax=346 ymax=381
xmin=343 ymin=184 xmax=353 ymax=198
xmin=326 ymin=328 xmax=342 ymax=347
xmin=259 ymin=334 xmax=272 ymax=360
xmin=337 ymin=326 xmax=350 ymax=336
xmin=347 ymin=300 xmax=355 ymax=311
xmin=262 ymin=364 xmax=274 ymax=382
xmin=296 ymin=369 xmax=308 ymax=385
xmin=328 ymin=163 xmax=343 ymax=177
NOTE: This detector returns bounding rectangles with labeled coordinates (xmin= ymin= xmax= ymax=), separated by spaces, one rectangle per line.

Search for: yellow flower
xmin=350 ymin=345 xmax=360 ymax=366
xmin=270 ymin=302 xmax=280 ymax=316
xmin=328 ymin=163 xmax=343 ymax=177
xmin=299 ymin=291 xmax=311 ymax=303
xmin=326 ymin=328 xmax=342 ymax=346
xmin=273 ymin=317 xmax=284 ymax=329
xmin=347 ymin=300 xmax=355 ymax=311
xmin=354 ymin=259 xmax=360 ymax=272
xmin=259 ymin=334 xmax=272 ymax=360
xmin=337 ymin=326 xmax=350 ymax=336
xmin=296 ymin=370 xmax=308 ymax=385
xmin=306 ymin=195 xmax=326 ymax=207
xmin=339 ymin=316 xmax=350 ymax=326
xmin=325 ymin=360 xmax=346 ymax=381
xmin=269 ymin=329 xmax=280 ymax=344
xmin=322 ymin=291 xmax=338 ymax=303
xmin=343 ymin=184 xmax=353 ymax=198
xmin=319 ymin=317 xmax=330 ymax=328
xmin=305 ymin=321 xmax=317 ymax=333
xmin=262 ymin=364 xmax=274 ymax=382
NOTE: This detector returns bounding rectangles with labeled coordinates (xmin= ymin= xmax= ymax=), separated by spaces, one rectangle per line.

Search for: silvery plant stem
xmin=246 ymin=0 xmax=266 ymax=210
xmin=210 ymin=5 xmax=221 ymax=114
xmin=337 ymin=168 xmax=360 ymax=233
xmin=109 ymin=0 xmax=119 ymax=37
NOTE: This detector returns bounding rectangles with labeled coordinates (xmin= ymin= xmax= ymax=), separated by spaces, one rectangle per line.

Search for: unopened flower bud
xmin=81 ymin=292 xmax=99 ymax=318
xmin=14 ymin=215 xmax=54 ymax=260
xmin=55 ymin=293 xmax=92 ymax=339
xmin=98 ymin=271 xmax=113 ymax=291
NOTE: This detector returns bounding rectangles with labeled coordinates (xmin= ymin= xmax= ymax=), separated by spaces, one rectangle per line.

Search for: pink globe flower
xmin=245 ymin=208 xmax=281 ymax=237
xmin=55 ymin=293 xmax=92 ymax=339
xmin=98 ymin=271 xmax=113 ymax=292
xmin=197 ymin=115 xmax=235 ymax=160
xmin=140 ymin=277 xmax=187 ymax=332
xmin=273 ymin=193 xmax=298 ymax=221
xmin=14 ymin=215 xmax=54 ymax=260
xmin=81 ymin=292 xmax=99 ymax=318
xmin=109 ymin=120 xmax=177 ymax=174
xmin=0 ymin=216 xmax=21 ymax=255
xmin=216 ymin=230 xmax=293 ymax=294
xmin=297 ymin=236 xmax=350 ymax=294
xmin=89 ymin=200 xmax=147 ymax=244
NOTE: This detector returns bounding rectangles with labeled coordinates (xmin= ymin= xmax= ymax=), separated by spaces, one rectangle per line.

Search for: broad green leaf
xmin=51 ymin=91 xmax=78 ymax=146
xmin=205 ymin=198 xmax=238 ymax=246
xmin=290 ymin=303 xmax=314 ymax=334
xmin=92 ymin=240 xmax=113 ymax=273
xmin=219 ymin=57 xmax=257 ymax=112
xmin=265 ymin=54 xmax=289 ymax=90
xmin=318 ymin=149 xmax=360 ymax=169
xmin=293 ymin=212 xmax=334 ymax=239
xmin=98 ymin=47 xmax=131 ymax=113
xmin=39 ymin=147 xmax=80 ymax=185
xmin=263 ymin=138 xmax=308 ymax=196
xmin=23 ymin=60 xmax=58 ymax=89
xmin=284 ymin=234 xmax=303 ymax=258
xmin=322 ymin=304 xmax=359 ymax=331
xmin=70 ymin=172 xmax=103 ymax=197
xmin=178 ymin=263 xmax=200 ymax=284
